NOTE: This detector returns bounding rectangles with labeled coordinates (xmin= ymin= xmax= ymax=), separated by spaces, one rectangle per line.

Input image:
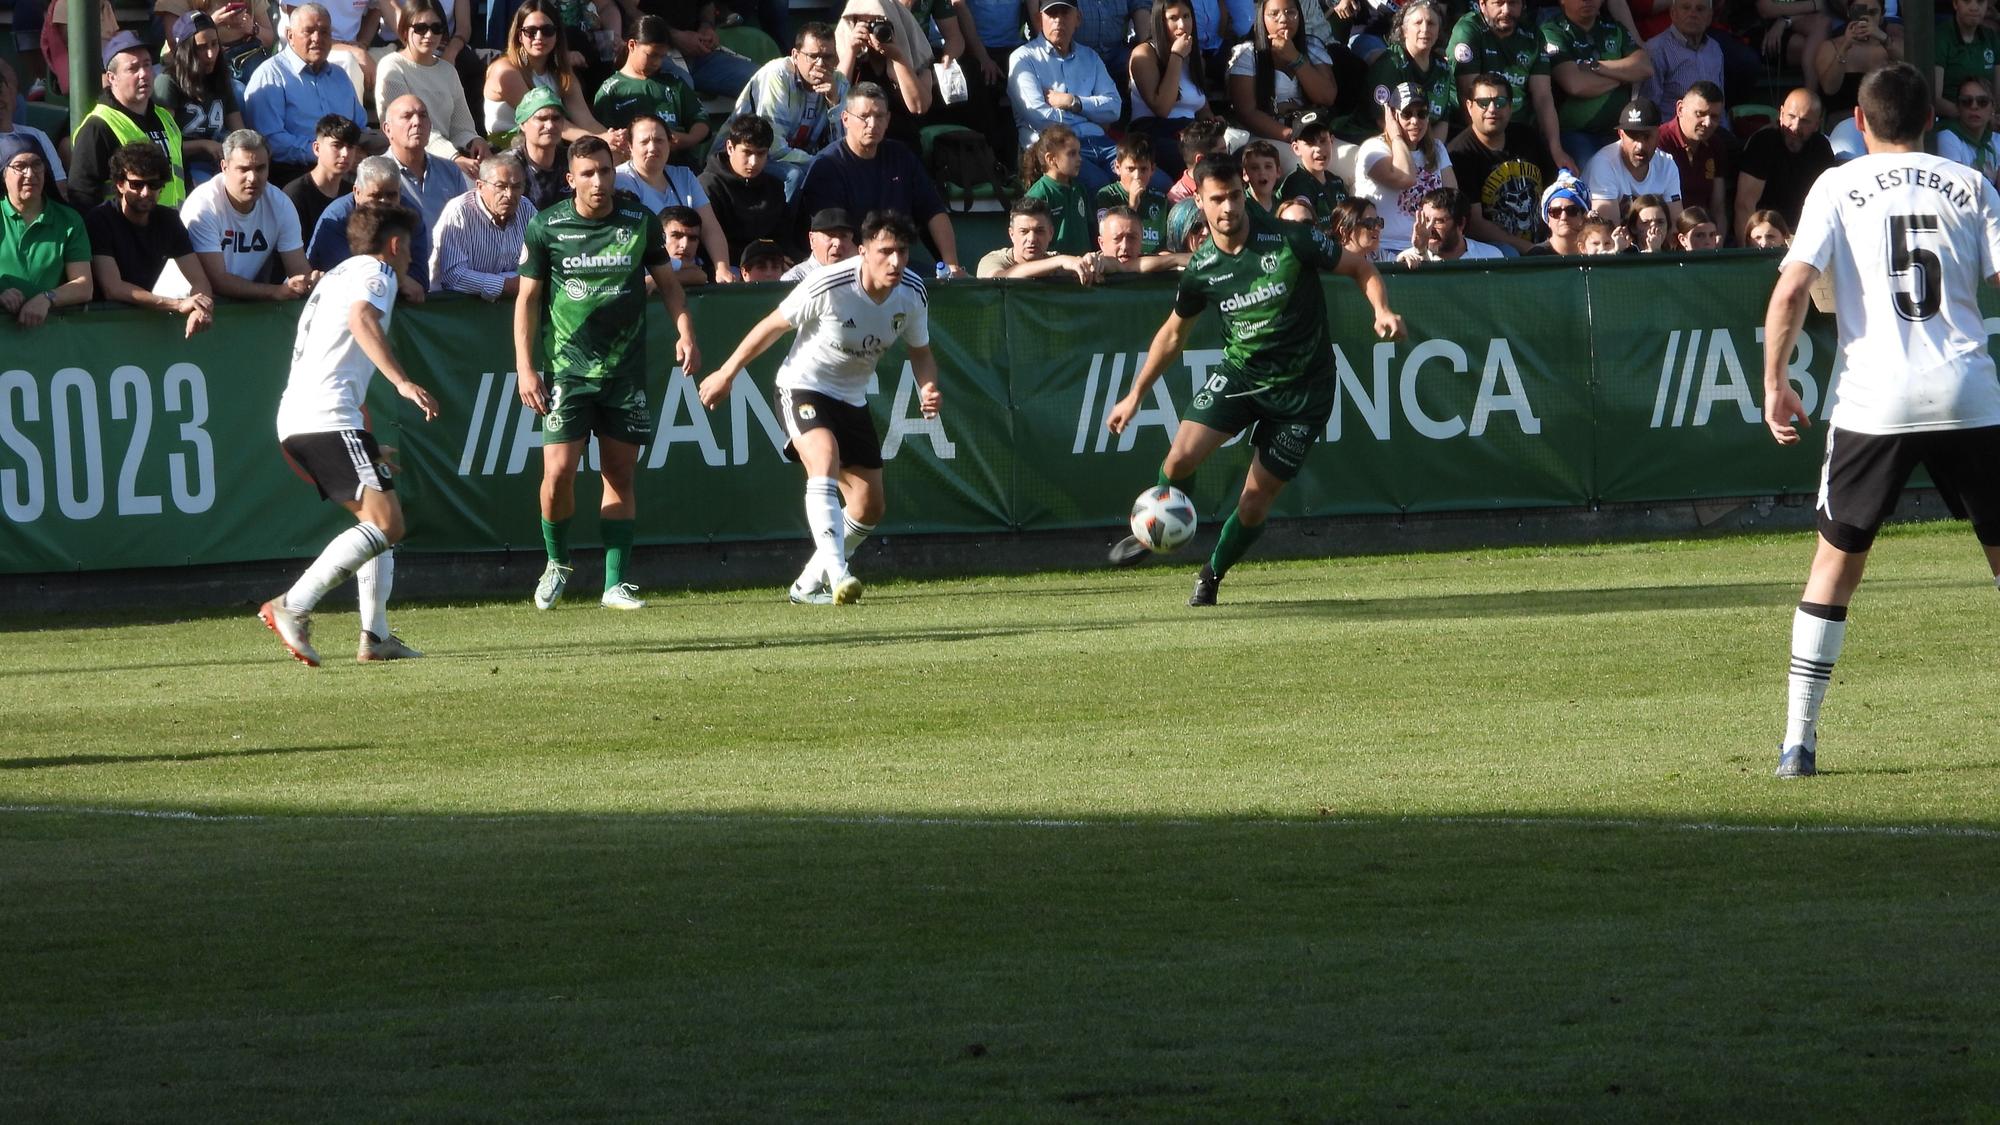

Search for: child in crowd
xmin=1095 ymin=135 xmax=1169 ymax=254
xmin=1239 ymin=140 xmax=1283 ymax=215
xmin=1279 ymin=109 xmax=1347 ymax=235
xmin=1580 ymin=215 xmax=1620 ymax=254
xmin=1166 ymin=119 xmax=1230 ymax=204
xmin=1021 ymin=123 xmax=1093 ymax=255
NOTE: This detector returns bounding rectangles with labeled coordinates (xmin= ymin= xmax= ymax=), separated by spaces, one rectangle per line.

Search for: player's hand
xmin=1765 ymin=384 xmax=1809 ymax=445
xmin=1374 ymin=310 xmax=1405 ymax=340
xmin=400 ymin=381 xmax=441 ymax=421
xmin=677 ymin=335 xmax=702 ymax=377
xmin=918 ymin=380 xmax=942 ymax=418
xmin=696 ymin=370 xmax=734 ymax=410
xmin=1105 ymin=393 xmax=1140 ymax=434
xmin=518 ymin=370 xmax=550 ymax=415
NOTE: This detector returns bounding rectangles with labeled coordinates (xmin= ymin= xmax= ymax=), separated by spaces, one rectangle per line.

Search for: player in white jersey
xmin=260 ymin=204 xmax=441 ymax=667
xmin=697 ymin=210 xmax=941 ymax=605
xmin=1761 ymin=62 xmax=2000 ymax=777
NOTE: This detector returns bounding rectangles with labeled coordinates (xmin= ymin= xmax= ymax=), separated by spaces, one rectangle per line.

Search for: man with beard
xmin=1448 ymin=71 xmax=1556 ymax=253
xmin=1734 ymin=87 xmax=1836 ymax=244
xmin=1655 ymin=81 xmax=1736 ymax=236
xmin=85 ymin=142 xmax=216 ymax=335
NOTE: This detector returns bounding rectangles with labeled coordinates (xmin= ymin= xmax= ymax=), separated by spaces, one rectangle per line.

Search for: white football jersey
xmin=276 ymin=255 xmax=399 ymax=440
xmin=773 ymin=259 xmax=930 ymax=406
xmin=1785 ymin=152 xmax=2000 ymax=434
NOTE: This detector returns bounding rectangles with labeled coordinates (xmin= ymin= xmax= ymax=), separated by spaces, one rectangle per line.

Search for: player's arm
xmin=1106 ymin=309 xmax=1198 ymax=433
xmin=350 ymin=299 xmax=440 ymax=421
xmin=697 ymin=305 xmax=795 ymax=409
xmin=1761 ymin=259 xmax=1817 ymax=446
xmin=1333 ymin=249 xmax=1406 ymax=341
xmin=909 ymin=342 xmax=941 ymax=418
xmin=514 ymin=273 xmax=549 ymax=414
xmin=648 ymin=260 xmax=702 ymax=375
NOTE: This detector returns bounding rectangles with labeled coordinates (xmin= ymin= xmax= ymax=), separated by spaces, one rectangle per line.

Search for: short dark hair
xmin=1418 ymin=186 xmax=1466 ymax=222
xmin=630 ymin=13 xmax=671 ymax=43
xmin=1113 ymin=132 xmax=1154 ymax=165
xmin=1009 ymin=196 xmax=1054 ymax=223
xmin=1239 ymin=140 xmax=1282 ymax=167
xmin=1470 ymin=71 xmax=1510 ymax=97
xmin=847 ymin=82 xmax=888 ymax=109
xmin=1195 ymin=155 xmax=1243 ymax=189
xmin=725 ymin=113 xmax=774 ymax=149
xmin=794 ymin=20 xmax=833 ymax=48
xmin=859 ymin=209 xmax=919 ymax=247
xmin=1683 ymin=80 xmax=1724 ymax=104
xmin=349 ymin=202 xmax=418 ymax=255
xmin=1179 ymin=118 xmax=1229 ymax=164
xmin=661 ymin=205 xmax=701 ymax=230
xmin=568 ymin=135 xmax=614 ymax=168
xmin=1099 ymin=203 xmax=1139 ymax=230
xmin=1857 ymin=62 xmax=1932 ymax=143
xmin=108 ymin=141 xmax=171 ymax=185
xmin=315 ymin=114 xmax=362 ymax=145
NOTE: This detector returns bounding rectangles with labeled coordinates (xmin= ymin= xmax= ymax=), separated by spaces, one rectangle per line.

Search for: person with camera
xmin=837 ymin=0 xmax=936 ymax=155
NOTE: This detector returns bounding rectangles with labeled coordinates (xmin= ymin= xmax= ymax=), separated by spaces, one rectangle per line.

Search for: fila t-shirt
xmin=774 ymin=258 xmax=931 ymax=406
xmin=276 ymin=254 xmax=399 ymax=439
xmin=182 ymin=177 xmax=305 ymax=281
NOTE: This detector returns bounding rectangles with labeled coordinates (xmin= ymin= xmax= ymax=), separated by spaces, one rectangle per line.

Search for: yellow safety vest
xmin=87 ymin=102 xmax=187 ymax=207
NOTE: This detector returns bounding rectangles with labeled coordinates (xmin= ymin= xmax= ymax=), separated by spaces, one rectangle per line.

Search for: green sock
xmin=602 ymin=519 xmax=635 ymax=590
xmin=541 ymin=517 xmax=572 ymax=565
xmin=1208 ymin=509 xmax=1264 ymax=578
xmin=1156 ymin=467 xmax=1194 ymax=492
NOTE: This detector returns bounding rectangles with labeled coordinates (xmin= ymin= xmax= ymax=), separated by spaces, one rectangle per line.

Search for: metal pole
xmin=67 ymin=0 xmax=100 ymax=135
xmin=1904 ymin=0 xmax=1933 ymax=104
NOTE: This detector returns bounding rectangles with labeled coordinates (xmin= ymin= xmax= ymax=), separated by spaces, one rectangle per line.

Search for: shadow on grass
xmin=0 ymin=744 xmax=362 ymax=771
xmin=1253 ymin=579 xmax=1804 ymax=620
xmin=445 ymin=621 xmax=1133 ymax=661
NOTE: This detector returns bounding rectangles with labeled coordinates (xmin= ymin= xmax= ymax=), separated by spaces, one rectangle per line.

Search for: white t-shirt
xmin=1784 ymin=151 xmax=2000 ymax=434
xmin=1355 ymin=137 xmax=1449 ymax=252
xmin=182 ymin=177 xmax=305 ymax=281
xmin=1584 ymin=144 xmax=1684 ymax=213
xmin=276 ymin=255 xmax=400 ymax=439
xmin=774 ymin=259 xmax=931 ymax=406
xmin=1226 ymin=38 xmax=1333 ymax=112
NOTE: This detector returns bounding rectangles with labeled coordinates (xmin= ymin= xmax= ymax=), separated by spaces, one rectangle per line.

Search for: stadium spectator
xmin=70 ymin=33 xmax=190 ymax=209
xmin=210 ymin=0 xmax=280 ymax=91
xmin=383 ymin=95 xmax=472 ymax=234
xmin=1094 ymin=203 xmax=1188 ymax=274
xmin=181 ymin=130 xmax=317 ymax=301
xmin=307 ymin=155 xmax=430 ymax=297
xmin=976 ymin=195 xmax=1101 ymax=280
xmin=1524 ymin=171 xmax=1589 ymax=254
xmin=1937 ymin=75 xmax=2000 ymax=184
xmin=1579 ymin=212 xmax=1619 ymax=252
xmin=963 ymin=0 xmax=1030 ymax=80
xmin=1397 ymin=186 xmax=1502 ymax=263
xmin=1240 ymin=139 xmax=1283 ymax=213
xmin=617 ymin=114 xmax=735 ymax=281
xmin=1071 ymin=0 xmax=1153 ymax=79
xmin=1165 ymin=118 xmax=1230 ymax=203
xmin=701 ymin=115 xmax=795 ymax=266
xmin=376 ymin=0 xmax=494 ymax=181
xmin=840 ymin=0 xmax=938 ymax=154
xmin=87 ymin=143 xmax=215 ymax=335
xmin=1654 ymin=80 xmax=1732 ymax=227
xmin=1097 ymin=134 xmax=1170 ymax=252
xmin=1164 ymin=193 xmax=1206 ymax=252
xmin=1934 ymin=0 xmax=2000 ymax=123
xmin=1732 ymin=87 xmax=1833 ymax=243
xmin=1128 ymin=0 xmax=1215 ymax=179
xmin=484 ymin=0 xmax=606 ymax=141
xmin=593 ymin=17 xmax=707 ymax=167
xmin=275 ymin=0 xmax=383 ymax=105
xmin=1448 ymin=0 xmax=1574 ymax=173
xmin=1672 ymin=204 xmax=1720 ymax=248
xmin=793 ymin=84 xmax=967 ymax=275
xmin=430 ymin=153 xmax=537 ymax=299
xmin=1542 ymin=0 xmax=1652 ymax=162
xmin=734 ymin=22 xmax=849 ymax=198
xmin=780 ymin=207 xmax=859 ymax=280
xmin=157 ymin=12 xmax=243 ymax=185
xmin=1226 ymin=0 xmax=1337 ymax=169
xmin=739 ymin=238 xmax=789 ymax=281
xmin=283 ymin=114 xmax=360 ymax=239
xmin=1621 ymin=192 xmax=1671 ymax=249
xmin=1279 ymin=110 xmax=1346 ymax=232
xmin=1640 ymin=0 xmax=1726 ymax=109
xmin=509 ymin=87 xmax=574 ymax=210
xmin=0 ymin=134 xmax=90 ymax=328
xmin=0 ymin=58 xmax=66 ymax=199
xmin=1365 ymin=0 xmax=1457 ymax=143
xmin=1742 ymin=206 xmax=1790 ymax=247
xmin=1353 ymin=83 xmax=1455 ymax=253
xmin=1810 ymin=0 xmax=1897 ymax=122
xmin=656 ymin=0 xmax=759 ymax=97
xmin=660 ymin=205 xmax=712 ymax=287
xmin=45 ymin=0 xmax=123 ymax=91
xmin=1331 ymin=196 xmax=1386 ymax=261
xmin=1010 ymin=0 xmax=1127 ymax=197
xmin=1275 ymin=197 xmax=1316 ymax=222
xmin=1448 ymin=71 xmax=1553 ymax=254
xmin=244 ymin=5 xmax=375 ymax=186
xmin=1022 ymin=124 xmax=1095 ymax=253
xmin=1585 ymin=98 xmax=1683 ymax=222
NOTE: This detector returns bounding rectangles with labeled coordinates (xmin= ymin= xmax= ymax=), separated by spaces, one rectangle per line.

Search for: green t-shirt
xmin=1366 ymin=44 xmax=1458 ymax=129
xmin=1173 ymin=207 xmax=1345 ymax=389
xmin=518 ymin=193 xmax=669 ymax=384
xmin=0 ymin=198 xmax=90 ymax=295
xmin=1448 ymin=11 xmax=1550 ymax=126
xmin=1937 ymin=26 xmax=2000 ymax=106
xmin=1278 ymin=166 xmax=1348 ymax=230
xmin=1026 ymin=174 xmax=1093 ymax=255
xmin=591 ymin=70 xmax=703 ymax=134
xmin=1538 ymin=15 xmax=1637 ymax=134
xmin=1094 ymin=182 xmax=1168 ymax=253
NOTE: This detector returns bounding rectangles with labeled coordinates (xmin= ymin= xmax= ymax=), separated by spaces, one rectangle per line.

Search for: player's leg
xmin=1110 ymin=419 xmax=1240 ymax=566
xmin=837 ymin=466 xmax=886 ymax=562
xmin=346 ymin=486 xmax=422 ymax=661
xmin=262 ymin=431 xmax=399 ymax=667
xmin=597 ymin=435 xmax=646 ymax=609
xmin=790 ymin=424 xmax=854 ymax=601
xmin=1189 ymin=448 xmax=1291 ymax=607
xmin=1189 ymin=384 xmax=1326 ymax=604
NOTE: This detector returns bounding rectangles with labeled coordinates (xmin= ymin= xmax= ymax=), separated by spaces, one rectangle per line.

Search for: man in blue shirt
xmin=244 ymin=4 xmax=381 ymax=183
xmin=381 ymin=94 xmax=469 ymax=235
xmin=1008 ymin=0 xmax=1126 ymax=196
xmin=308 ymin=155 xmax=432 ymax=295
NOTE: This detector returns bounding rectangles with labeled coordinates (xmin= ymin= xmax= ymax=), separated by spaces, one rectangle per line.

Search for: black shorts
xmin=281 ymin=429 xmax=394 ymax=503
xmin=776 ymin=386 xmax=883 ymax=470
xmin=1817 ymin=425 xmax=2000 ymax=551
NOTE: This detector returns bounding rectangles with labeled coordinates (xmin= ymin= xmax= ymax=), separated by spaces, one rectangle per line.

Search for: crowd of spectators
xmin=10 ymin=0 xmax=2000 ymax=330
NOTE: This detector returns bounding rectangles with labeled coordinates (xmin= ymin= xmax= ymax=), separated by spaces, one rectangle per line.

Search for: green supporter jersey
xmin=1174 ymin=207 xmax=1346 ymax=390
xmin=1365 ymin=44 xmax=1458 ymax=130
xmin=1278 ymin=166 xmax=1348 ymax=230
xmin=1937 ymin=27 xmax=2000 ymax=104
xmin=1094 ymin=182 xmax=1168 ymax=253
xmin=1538 ymin=15 xmax=1636 ymax=134
xmin=1447 ymin=12 xmax=1549 ymax=125
xmin=591 ymin=70 xmax=703 ymax=133
xmin=1026 ymin=174 xmax=1094 ymax=255
xmin=519 ymin=192 xmax=669 ymax=385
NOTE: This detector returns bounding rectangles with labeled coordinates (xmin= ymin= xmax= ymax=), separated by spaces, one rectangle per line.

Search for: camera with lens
xmin=866 ymin=17 xmax=893 ymax=41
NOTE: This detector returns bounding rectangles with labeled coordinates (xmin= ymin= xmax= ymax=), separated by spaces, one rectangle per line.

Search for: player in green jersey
xmin=1106 ymin=156 xmax=1405 ymax=606
xmin=514 ymin=136 xmax=700 ymax=611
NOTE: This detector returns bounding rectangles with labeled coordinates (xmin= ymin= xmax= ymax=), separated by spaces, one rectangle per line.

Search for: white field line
xmin=3 ymin=805 xmax=1999 ymax=840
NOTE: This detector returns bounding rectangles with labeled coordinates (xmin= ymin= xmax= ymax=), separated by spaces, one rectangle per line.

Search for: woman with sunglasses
xmin=1937 ymin=74 xmax=2000 ymax=185
xmin=1331 ymin=196 xmax=1386 ymax=260
xmin=379 ymin=0 xmax=494 ymax=179
xmin=485 ymin=0 xmax=605 ymax=140
xmin=158 ymin=11 xmax=244 ymax=184
xmin=1932 ymin=0 xmax=1997 ymax=123
xmin=1524 ymin=172 xmax=1590 ymax=255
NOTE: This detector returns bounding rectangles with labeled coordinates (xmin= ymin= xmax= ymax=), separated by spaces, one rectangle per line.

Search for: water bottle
xmin=935 ymin=261 xmax=951 ymax=281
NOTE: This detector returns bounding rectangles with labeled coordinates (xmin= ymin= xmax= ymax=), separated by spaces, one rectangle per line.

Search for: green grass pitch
xmin=5 ymin=523 xmax=1999 ymax=1121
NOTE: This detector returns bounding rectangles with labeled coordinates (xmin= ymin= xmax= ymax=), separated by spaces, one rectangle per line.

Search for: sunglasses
xmin=1547 ymin=204 xmax=1585 ymax=218
xmin=1963 ymin=94 xmax=1994 ymax=107
xmin=408 ymin=20 xmax=446 ymax=34
xmin=122 ymin=176 xmax=166 ymax=191
xmin=519 ymin=23 xmax=557 ymax=37
xmin=1352 ymin=217 xmax=1385 ymax=231
xmin=1470 ymin=95 xmax=1505 ymax=109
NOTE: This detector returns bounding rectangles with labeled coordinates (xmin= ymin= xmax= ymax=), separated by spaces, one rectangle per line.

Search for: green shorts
xmin=1183 ymin=364 xmax=1334 ymax=482
xmin=544 ymin=374 xmax=653 ymax=447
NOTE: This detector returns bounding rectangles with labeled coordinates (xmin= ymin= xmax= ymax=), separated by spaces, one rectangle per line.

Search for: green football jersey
xmin=1937 ymin=27 xmax=2000 ymax=105
xmin=1278 ymin=167 xmax=1348 ymax=231
xmin=1094 ymin=183 xmax=1168 ymax=253
xmin=1366 ymin=44 xmax=1458 ymax=130
xmin=1538 ymin=15 xmax=1636 ymax=134
xmin=519 ymin=193 xmax=668 ymax=384
xmin=1174 ymin=207 xmax=1346 ymax=390
xmin=1448 ymin=12 xmax=1549 ymax=125
xmin=591 ymin=70 xmax=702 ymax=133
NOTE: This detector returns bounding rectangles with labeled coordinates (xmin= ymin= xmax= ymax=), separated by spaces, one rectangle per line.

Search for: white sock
xmin=842 ymin=514 xmax=875 ymax=560
xmin=1785 ymin=604 xmax=1847 ymax=748
xmin=804 ymin=476 xmax=848 ymax=582
xmin=285 ymin=522 xmax=390 ymax=614
xmin=357 ymin=549 xmax=393 ymax=640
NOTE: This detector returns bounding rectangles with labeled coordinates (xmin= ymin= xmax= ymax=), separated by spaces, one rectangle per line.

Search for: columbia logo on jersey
xmin=562 ymin=251 xmax=634 ymax=269
xmin=1219 ymin=281 xmax=1288 ymax=313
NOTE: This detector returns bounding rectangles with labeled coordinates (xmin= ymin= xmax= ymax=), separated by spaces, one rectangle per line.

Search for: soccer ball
xmin=1129 ymin=486 xmax=1198 ymax=553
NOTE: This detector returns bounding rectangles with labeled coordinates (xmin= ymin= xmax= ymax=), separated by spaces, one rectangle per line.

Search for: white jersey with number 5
xmin=773 ymin=259 xmax=930 ymax=407
xmin=1785 ymin=151 xmax=2000 ymax=434
xmin=276 ymin=255 xmax=400 ymax=440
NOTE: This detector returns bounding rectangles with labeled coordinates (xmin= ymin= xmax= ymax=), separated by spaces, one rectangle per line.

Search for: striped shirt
xmin=733 ymin=58 xmax=847 ymax=168
xmin=430 ymin=189 xmax=538 ymax=299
